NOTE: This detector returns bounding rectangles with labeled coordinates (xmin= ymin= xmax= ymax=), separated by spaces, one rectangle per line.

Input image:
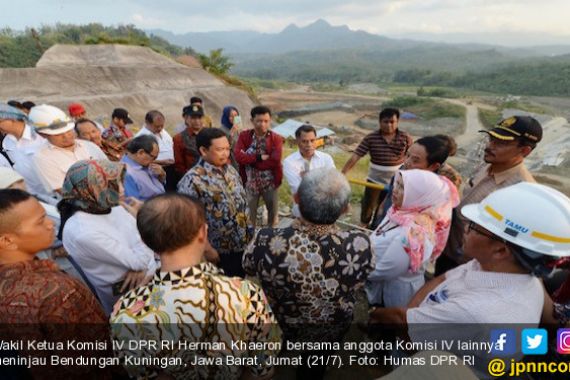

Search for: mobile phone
xmin=233 ymin=115 xmax=241 ymax=126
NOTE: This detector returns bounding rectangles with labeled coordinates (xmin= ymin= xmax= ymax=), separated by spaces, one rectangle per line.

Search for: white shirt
xmin=366 ymin=221 xmax=433 ymax=306
xmin=62 ymin=206 xmax=159 ymax=314
xmin=368 ymin=222 xmax=433 ymax=282
xmin=0 ymin=154 xmax=10 ymax=168
xmin=33 ymin=139 xmax=107 ymax=192
xmin=2 ymin=124 xmax=47 ymax=195
xmin=407 ymin=259 xmax=543 ymax=324
xmin=283 ymin=150 xmax=336 ymax=217
xmin=407 ymin=260 xmax=543 ymax=378
xmin=135 ymin=126 xmax=174 ymax=161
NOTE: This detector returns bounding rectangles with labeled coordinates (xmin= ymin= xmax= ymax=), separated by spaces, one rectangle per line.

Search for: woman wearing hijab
xmin=58 ymin=160 xmax=158 ymax=314
xmin=221 ymin=105 xmax=241 ymax=169
xmin=366 ymin=169 xmax=459 ymax=307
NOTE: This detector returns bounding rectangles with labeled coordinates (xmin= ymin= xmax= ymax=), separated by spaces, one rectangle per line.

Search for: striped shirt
xmin=443 ymin=162 xmax=535 ymax=261
xmin=354 ymin=129 xmax=413 ymax=166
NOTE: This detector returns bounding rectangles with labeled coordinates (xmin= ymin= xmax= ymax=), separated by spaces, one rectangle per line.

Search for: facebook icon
xmin=490 ymin=329 xmax=517 ymax=356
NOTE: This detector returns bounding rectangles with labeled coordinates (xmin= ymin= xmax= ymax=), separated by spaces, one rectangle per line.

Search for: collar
xmin=144 ymin=126 xmax=164 ymax=138
xmin=292 ymin=218 xmax=339 ymax=237
xmin=294 ymin=150 xmax=320 ymax=162
xmin=200 ymin=158 xmax=227 ymax=174
xmin=0 ymin=258 xmax=59 ymax=277
xmin=486 ymin=162 xmax=527 ymax=185
xmin=47 ymin=139 xmax=82 ymax=152
xmin=122 ymin=154 xmax=144 ymax=170
xmin=152 ymin=261 xmax=221 ymax=285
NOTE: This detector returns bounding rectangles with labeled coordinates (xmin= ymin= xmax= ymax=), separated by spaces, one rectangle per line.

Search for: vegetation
xmin=0 ymin=24 xmax=196 ymax=68
xmin=382 ymin=96 xmax=465 ymax=120
xmin=479 ymin=109 xmax=503 ymax=129
xmin=417 ymin=87 xmax=459 ymax=98
xmin=198 ymin=48 xmax=233 ymax=75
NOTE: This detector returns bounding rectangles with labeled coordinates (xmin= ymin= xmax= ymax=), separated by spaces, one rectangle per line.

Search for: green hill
xmin=0 ymin=24 xmax=196 ymax=68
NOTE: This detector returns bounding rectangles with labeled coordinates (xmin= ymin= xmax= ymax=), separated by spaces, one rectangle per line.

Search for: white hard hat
xmin=29 ymin=104 xmax=75 ymax=135
xmin=461 ymin=182 xmax=570 ymax=258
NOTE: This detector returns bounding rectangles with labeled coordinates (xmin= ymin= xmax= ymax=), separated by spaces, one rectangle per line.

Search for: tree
xmin=198 ymin=48 xmax=233 ymax=75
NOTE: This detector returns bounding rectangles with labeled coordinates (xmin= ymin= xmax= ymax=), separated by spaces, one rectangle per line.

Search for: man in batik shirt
xmin=243 ymin=168 xmax=373 ymax=379
xmin=111 ymin=193 xmax=280 ymax=380
xmin=101 ymin=108 xmax=134 ymax=159
xmin=178 ymin=128 xmax=252 ymax=277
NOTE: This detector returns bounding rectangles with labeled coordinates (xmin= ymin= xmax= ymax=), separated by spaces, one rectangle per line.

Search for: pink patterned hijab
xmin=386 ymin=169 xmax=459 ymax=273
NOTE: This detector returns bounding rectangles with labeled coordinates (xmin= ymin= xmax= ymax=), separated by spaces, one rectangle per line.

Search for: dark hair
xmin=74 ymin=118 xmax=98 ymax=134
xmin=126 ymin=134 xmax=158 ymax=154
xmin=379 ymin=108 xmax=400 ymax=121
xmin=190 ymin=96 xmax=203 ymax=105
xmin=0 ymin=189 xmax=32 ymax=233
xmin=250 ymin=105 xmax=272 ymax=119
xmin=196 ymin=128 xmax=227 ymax=151
xmin=295 ymin=124 xmax=317 ymax=139
xmin=7 ymin=100 xmax=23 ymax=110
xmin=137 ymin=193 xmax=206 ymax=254
xmin=434 ymin=134 xmax=457 ymax=156
xmin=22 ymin=101 xmax=35 ymax=110
xmin=415 ymin=135 xmax=456 ymax=166
xmin=145 ymin=110 xmax=164 ymax=124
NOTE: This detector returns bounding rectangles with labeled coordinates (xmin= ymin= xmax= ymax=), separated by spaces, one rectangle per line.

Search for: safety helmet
xmin=29 ymin=104 xmax=75 ymax=136
xmin=461 ymin=182 xmax=570 ymax=275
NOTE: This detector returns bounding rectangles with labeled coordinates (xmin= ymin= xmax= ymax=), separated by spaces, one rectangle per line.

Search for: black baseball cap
xmin=480 ymin=116 xmax=543 ymax=144
xmin=111 ymin=108 xmax=134 ymax=124
xmin=183 ymin=104 xmax=204 ymax=117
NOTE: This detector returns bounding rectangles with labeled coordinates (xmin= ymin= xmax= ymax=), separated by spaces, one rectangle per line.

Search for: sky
xmin=3 ymin=0 xmax=570 ymax=46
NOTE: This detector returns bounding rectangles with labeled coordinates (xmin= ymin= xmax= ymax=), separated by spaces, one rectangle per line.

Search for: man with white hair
xmin=31 ymin=105 xmax=107 ymax=194
xmin=243 ymin=168 xmax=374 ymax=379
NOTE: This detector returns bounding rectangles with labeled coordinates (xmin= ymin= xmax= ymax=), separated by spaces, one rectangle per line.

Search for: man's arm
xmin=234 ymin=132 xmax=258 ymax=165
xmin=341 ymin=153 xmax=361 ymax=174
xmin=255 ymin=134 xmax=283 ymax=170
xmin=407 ymin=274 xmax=446 ymax=308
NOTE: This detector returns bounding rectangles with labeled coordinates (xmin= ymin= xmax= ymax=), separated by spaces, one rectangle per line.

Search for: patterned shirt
xmin=243 ymin=220 xmax=374 ymax=341
xmin=354 ymin=129 xmax=413 ymax=166
xmin=0 ymin=259 xmax=110 ymax=379
xmin=101 ymin=124 xmax=133 ymax=158
xmin=443 ymin=162 xmax=535 ymax=261
xmin=177 ymin=159 xmax=252 ymax=255
xmin=111 ymin=262 xmax=281 ymax=380
xmin=244 ymin=134 xmax=275 ymax=195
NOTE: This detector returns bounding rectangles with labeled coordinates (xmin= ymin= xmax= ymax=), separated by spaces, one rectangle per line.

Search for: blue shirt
xmin=121 ymin=155 xmax=165 ymax=201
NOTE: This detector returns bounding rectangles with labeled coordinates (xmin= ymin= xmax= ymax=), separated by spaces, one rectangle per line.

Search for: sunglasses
xmin=467 ymin=221 xmax=506 ymax=243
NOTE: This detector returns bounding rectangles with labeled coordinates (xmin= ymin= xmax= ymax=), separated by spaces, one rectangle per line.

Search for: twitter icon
xmin=522 ymin=329 xmax=548 ymax=355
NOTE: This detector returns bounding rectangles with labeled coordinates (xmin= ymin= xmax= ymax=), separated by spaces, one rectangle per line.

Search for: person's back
xmin=58 ymin=160 xmax=158 ymax=314
xmin=64 ymin=205 xmax=156 ymax=312
xmin=246 ymin=222 xmax=371 ymax=329
xmin=244 ymin=169 xmax=373 ymax=341
xmin=111 ymin=193 xmax=280 ymax=380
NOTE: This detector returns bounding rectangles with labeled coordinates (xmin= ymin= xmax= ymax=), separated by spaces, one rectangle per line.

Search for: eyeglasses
xmin=467 ymin=221 xmax=506 ymax=243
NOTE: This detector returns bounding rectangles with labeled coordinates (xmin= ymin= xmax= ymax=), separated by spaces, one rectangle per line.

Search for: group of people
xmin=1 ymin=97 xmax=570 ymax=380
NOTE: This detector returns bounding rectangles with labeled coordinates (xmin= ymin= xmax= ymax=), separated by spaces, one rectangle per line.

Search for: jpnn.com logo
xmin=490 ymin=329 xmax=517 ymax=356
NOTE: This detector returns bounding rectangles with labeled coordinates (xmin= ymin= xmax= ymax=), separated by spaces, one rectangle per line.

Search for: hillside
xmin=0 ymin=44 xmax=256 ymax=130
xmin=0 ymin=24 xmax=196 ymax=68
